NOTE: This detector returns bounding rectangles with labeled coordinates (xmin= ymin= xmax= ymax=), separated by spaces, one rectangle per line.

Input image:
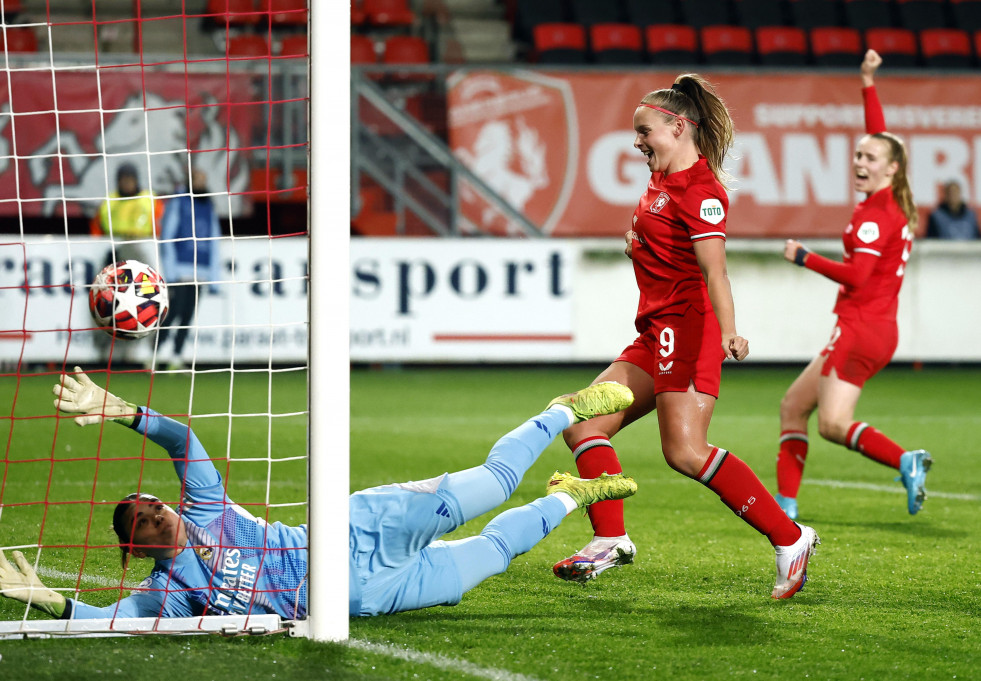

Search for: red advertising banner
xmin=448 ymin=70 xmax=981 ymax=237
xmin=0 ymin=70 xmax=258 ymax=217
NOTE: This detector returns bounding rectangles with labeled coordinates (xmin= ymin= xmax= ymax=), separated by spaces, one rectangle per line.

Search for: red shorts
xmin=618 ymin=306 xmax=724 ymax=397
xmin=819 ymin=316 xmax=897 ymax=387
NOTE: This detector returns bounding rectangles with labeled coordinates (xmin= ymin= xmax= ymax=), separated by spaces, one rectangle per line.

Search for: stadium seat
xmin=207 ymin=0 xmax=261 ymax=26
xmin=571 ymin=0 xmax=623 ymax=26
xmin=513 ymin=0 xmax=566 ymax=42
xmin=756 ymin=26 xmax=809 ymax=65
xmin=865 ymin=27 xmax=918 ymax=66
xmin=678 ymin=0 xmax=735 ymax=29
xmin=842 ymin=0 xmax=894 ymax=30
xmin=951 ymin=0 xmax=981 ymax=32
xmin=734 ymin=0 xmax=789 ymax=28
xmin=533 ymin=22 xmax=587 ymax=63
xmin=810 ymin=26 xmax=863 ymax=64
xmin=590 ymin=23 xmax=643 ymax=63
xmin=920 ymin=27 xmax=973 ymax=67
xmin=895 ymin=0 xmax=948 ymax=30
xmin=227 ymin=34 xmax=271 ymax=57
xmin=788 ymin=0 xmax=842 ymax=28
xmin=701 ymin=25 xmax=754 ymax=64
xmin=0 ymin=26 xmax=37 ymax=53
xmin=363 ymin=0 xmax=416 ymax=27
xmin=259 ymin=0 xmax=307 ymax=26
xmin=280 ymin=34 xmax=307 ymax=56
xmin=382 ymin=35 xmax=430 ymax=80
xmin=645 ymin=24 xmax=699 ymax=64
xmin=625 ymin=0 xmax=677 ymax=26
xmin=351 ymin=34 xmax=377 ymax=64
xmin=351 ymin=0 xmax=367 ymax=25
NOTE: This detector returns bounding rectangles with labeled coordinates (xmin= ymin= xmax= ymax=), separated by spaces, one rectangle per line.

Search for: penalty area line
xmin=346 ymin=639 xmax=545 ymax=681
xmin=807 ymin=478 xmax=980 ymax=501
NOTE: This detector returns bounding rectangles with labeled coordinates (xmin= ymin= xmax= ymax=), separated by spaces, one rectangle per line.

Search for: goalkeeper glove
xmin=0 ymin=550 xmax=66 ymax=618
xmin=52 ymin=366 xmax=138 ymax=427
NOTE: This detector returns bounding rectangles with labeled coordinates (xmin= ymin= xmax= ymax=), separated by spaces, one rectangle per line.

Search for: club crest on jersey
xmin=857 ymin=221 xmax=880 ymax=243
xmin=195 ymin=546 xmax=214 ymax=561
xmin=699 ymin=198 xmax=725 ymax=225
xmin=650 ymin=192 xmax=670 ymax=214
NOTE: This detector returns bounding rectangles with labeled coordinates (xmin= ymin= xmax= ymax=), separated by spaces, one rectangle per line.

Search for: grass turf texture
xmin=0 ymin=364 xmax=979 ymax=680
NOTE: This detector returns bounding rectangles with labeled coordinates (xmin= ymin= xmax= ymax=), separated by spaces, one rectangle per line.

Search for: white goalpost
xmin=0 ymin=1 xmax=348 ymax=640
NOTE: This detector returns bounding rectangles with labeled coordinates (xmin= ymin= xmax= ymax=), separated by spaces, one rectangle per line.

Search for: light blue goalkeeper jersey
xmin=65 ymin=409 xmax=307 ymax=620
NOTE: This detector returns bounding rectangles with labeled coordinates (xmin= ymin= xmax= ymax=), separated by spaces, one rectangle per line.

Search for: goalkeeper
xmin=0 ymin=369 xmax=637 ymax=619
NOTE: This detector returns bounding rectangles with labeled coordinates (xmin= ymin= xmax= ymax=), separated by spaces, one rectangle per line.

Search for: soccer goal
xmin=0 ymin=2 xmax=348 ymax=641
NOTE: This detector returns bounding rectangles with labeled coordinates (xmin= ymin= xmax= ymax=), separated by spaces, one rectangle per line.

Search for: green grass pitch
xmin=0 ymin=364 xmax=978 ymax=680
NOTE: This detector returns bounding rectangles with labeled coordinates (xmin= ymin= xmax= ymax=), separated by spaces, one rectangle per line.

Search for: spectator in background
xmin=157 ymin=168 xmax=222 ymax=370
xmin=925 ymin=181 xmax=980 ymax=240
xmin=91 ymin=163 xmax=162 ymax=264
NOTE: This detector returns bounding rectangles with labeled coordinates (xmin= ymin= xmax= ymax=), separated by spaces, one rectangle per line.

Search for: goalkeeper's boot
xmin=552 ymin=534 xmax=637 ymax=584
xmin=546 ymin=470 xmax=638 ymax=508
xmin=772 ymin=523 xmax=820 ymax=599
xmin=546 ymin=381 xmax=634 ymax=423
xmin=775 ymin=493 xmax=799 ymax=520
xmin=898 ymin=449 xmax=933 ymax=515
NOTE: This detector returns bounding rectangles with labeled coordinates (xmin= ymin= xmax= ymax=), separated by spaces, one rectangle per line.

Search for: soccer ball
xmin=89 ymin=260 xmax=169 ymax=340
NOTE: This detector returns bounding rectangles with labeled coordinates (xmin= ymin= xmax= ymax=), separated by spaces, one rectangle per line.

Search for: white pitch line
xmin=36 ymin=566 xmax=142 ymax=591
xmin=807 ymin=478 xmax=980 ymax=501
xmin=346 ymin=639 xmax=544 ymax=681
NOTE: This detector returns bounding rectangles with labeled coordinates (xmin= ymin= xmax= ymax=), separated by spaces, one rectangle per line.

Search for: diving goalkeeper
xmin=0 ymin=369 xmax=636 ymax=619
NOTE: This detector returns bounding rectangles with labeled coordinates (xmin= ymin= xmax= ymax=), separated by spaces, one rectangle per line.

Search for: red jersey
xmin=832 ymin=187 xmax=912 ymax=320
xmin=630 ymin=156 xmax=727 ymax=330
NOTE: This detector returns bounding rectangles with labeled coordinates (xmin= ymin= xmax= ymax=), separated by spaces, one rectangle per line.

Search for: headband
xmin=638 ymin=103 xmax=699 ymax=128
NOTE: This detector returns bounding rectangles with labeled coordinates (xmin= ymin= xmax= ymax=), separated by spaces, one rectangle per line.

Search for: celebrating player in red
xmin=553 ymin=74 xmax=819 ymax=599
xmin=776 ymin=50 xmax=932 ymax=521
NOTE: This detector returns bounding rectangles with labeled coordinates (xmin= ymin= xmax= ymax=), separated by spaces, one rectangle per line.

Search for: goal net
xmin=0 ymin=2 xmax=346 ymax=640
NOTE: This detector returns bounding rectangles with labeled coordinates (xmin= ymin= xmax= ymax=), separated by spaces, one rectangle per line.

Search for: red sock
xmin=698 ymin=447 xmax=801 ymax=547
xmin=573 ymin=437 xmax=625 ymax=537
xmin=846 ymin=422 xmax=904 ymax=469
xmin=776 ymin=430 xmax=809 ymax=498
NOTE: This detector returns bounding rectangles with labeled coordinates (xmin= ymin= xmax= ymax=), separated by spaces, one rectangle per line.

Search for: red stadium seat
xmin=351 ymin=34 xmax=377 ymax=64
xmin=207 ymin=0 xmax=261 ymax=26
xmin=533 ymin=23 xmax=587 ymax=63
xmin=259 ymin=0 xmax=307 ymax=26
xmin=0 ymin=27 xmax=37 ymax=53
xmin=351 ymin=0 xmax=367 ymax=26
xmin=363 ymin=0 xmax=416 ymax=27
xmin=700 ymin=25 xmax=753 ymax=65
xmin=645 ymin=24 xmax=698 ymax=64
xmin=280 ymin=34 xmax=307 ymax=56
xmin=227 ymin=34 xmax=270 ymax=57
xmin=755 ymin=26 xmax=808 ymax=65
xmin=865 ymin=27 xmax=918 ymax=67
xmin=920 ymin=28 xmax=973 ymax=67
xmin=810 ymin=26 xmax=862 ymax=65
xmin=382 ymin=35 xmax=429 ymax=64
xmin=590 ymin=23 xmax=643 ymax=64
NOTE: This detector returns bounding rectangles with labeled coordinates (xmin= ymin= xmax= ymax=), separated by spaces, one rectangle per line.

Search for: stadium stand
xmin=533 ymin=22 xmax=587 ymax=63
xmin=513 ymin=0 xmax=566 ymax=42
xmin=645 ymin=24 xmax=700 ymax=64
xmin=207 ymin=0 xmax=261 ymax=27
xmin=362 ymin=0 xmax=417 ymax=27
xmin=382 ymin=34 xmax=430 ymax=64
xmin=919 ymin=27 xmax=973 ymax=67
xmin=700 ymin=25 xmax=754 ymax=64
xmin=590 ymin=23 xmax=644 ymax=63
xmin=842 ymin=0 xmax=895 ymax=30
xmin=227 ymin=33 xmax=271 ymax=57
xmin=260 ymin=0 xmax=308 ymax=27
xmin=678 ymin=0 xmax=736 ymax=28
xmin=810 ymin=25 xmax=863 ymax=64
xmin=756 ymin=26 xmax=809 ymax=65
xmin=734 ymin=0 xmax=790 ymax=28
xmin=864 ymin=27 xmax=918 ymax=66
xmin=950 ymin=0 xmax=981 ymax=31
xmin=570 ymin=0 xmax=623 ymax=26
xmin=280 ymin=34 xmax=308 ymax=56
xmin=352 ymin=34 xmax=377 ymax=64
xmin=0 ymin=26 xmax=37 ymax=53
xmin=788 ymin=0 xmax=843 ymax=27
xmin=895 ymin=0 xmax=949 ymax=30
xmin=624 ymin=0 xmax=677 ymax=26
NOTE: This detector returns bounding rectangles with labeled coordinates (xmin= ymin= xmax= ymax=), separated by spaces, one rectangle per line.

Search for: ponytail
xmin=873 ymin=132 xmax=918 ymax=231
xmin=640 ymin=74 xmax=735 ymax=188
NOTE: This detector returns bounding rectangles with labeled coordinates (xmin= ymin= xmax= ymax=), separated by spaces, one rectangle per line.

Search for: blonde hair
xmin=640 ymin=74 xmax=735 ymax=188
xmin=871 ymin=132 xmax=918 ymax=231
